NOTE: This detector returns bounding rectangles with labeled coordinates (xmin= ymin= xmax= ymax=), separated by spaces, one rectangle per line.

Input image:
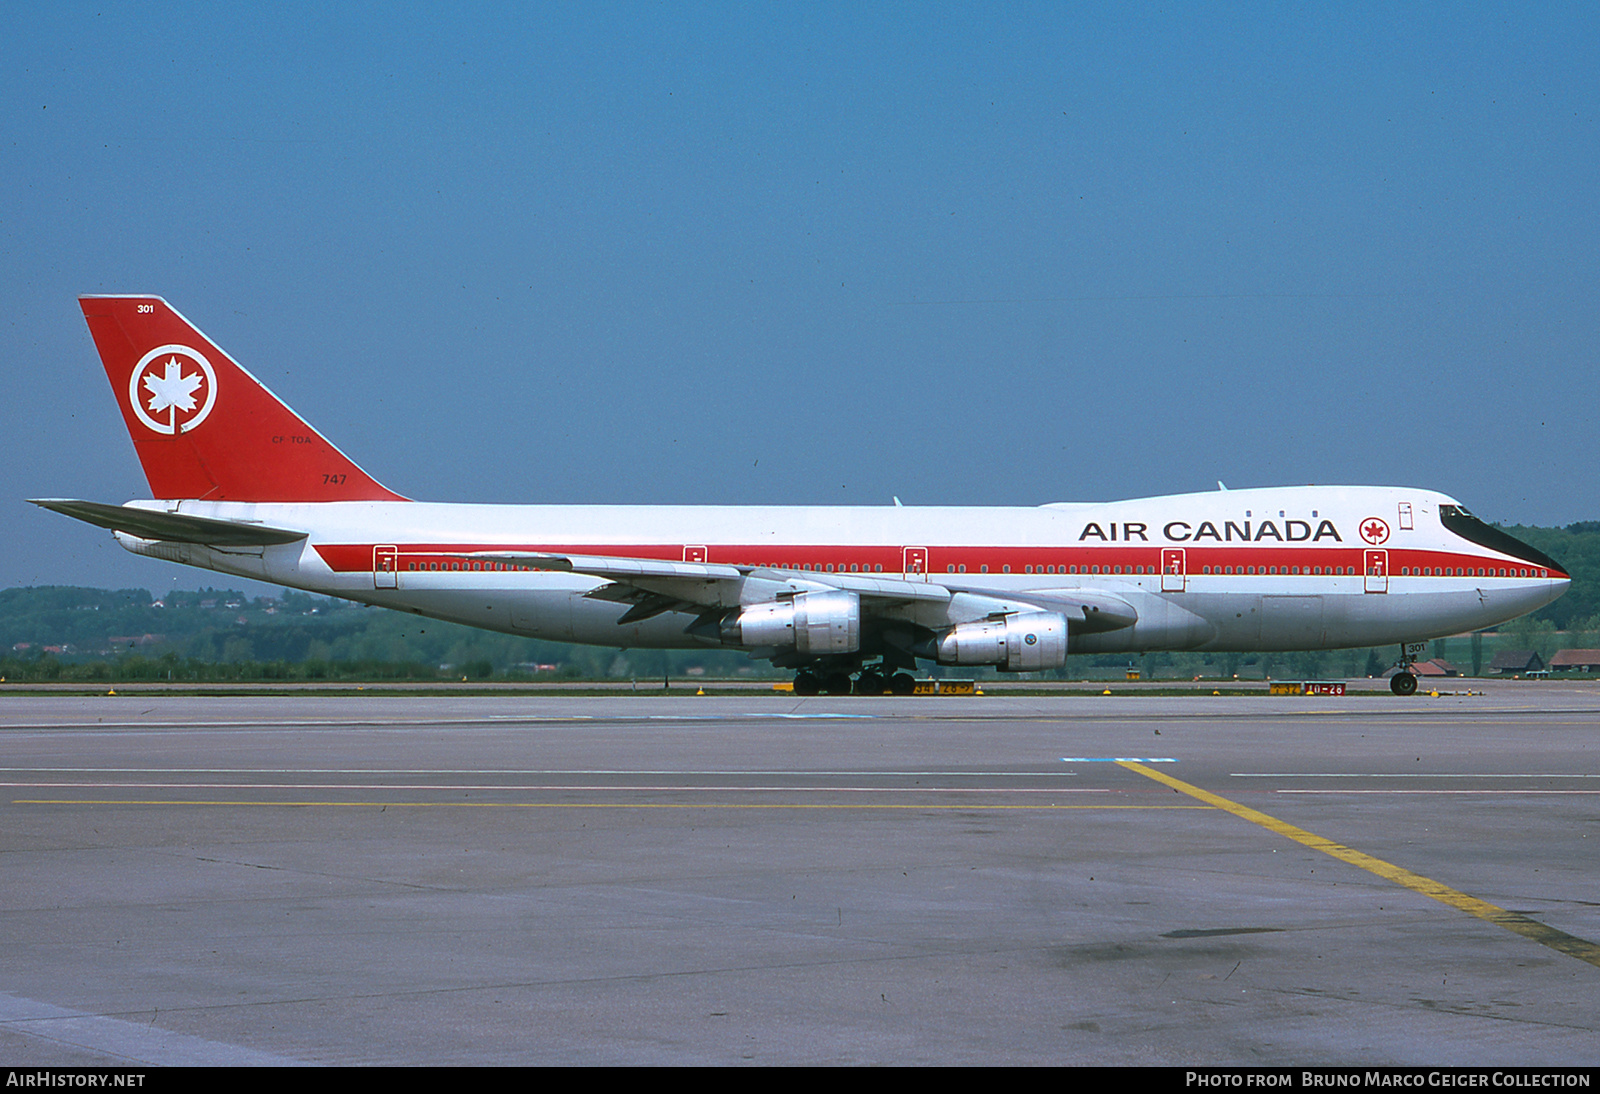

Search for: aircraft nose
xmin=1544 ymin=572 xmax=1571 ymax=608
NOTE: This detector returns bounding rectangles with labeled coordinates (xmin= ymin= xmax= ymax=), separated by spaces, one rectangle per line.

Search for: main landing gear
xmin=1390 ymin=642 xmax=1419 ymax=696
xmin=793 ymin=665 xmax=916 ymax=697
xmin=791 ymin=671 xmax=846 ymax=697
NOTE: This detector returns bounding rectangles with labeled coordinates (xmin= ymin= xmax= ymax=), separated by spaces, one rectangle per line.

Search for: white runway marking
xmin=0 ymin=711 xmax=877 ymax=731
xmin=0 ymin=767 xmax=1076 ymax=777
xmin=1277 ymin=789 xmax=1600 ymax=795
xmin=1233 ymin=772 xmax=1600 ymax=778
xmin=5 ymin=780 xmax=1106 ymax=794
xmin=0 ymin=992 xmax=303 ymax=1066
xmin=1228 ymin=771 xmax=1600 ymax=795
xmin=1062 ymin=756 xmax=1177 ymax=763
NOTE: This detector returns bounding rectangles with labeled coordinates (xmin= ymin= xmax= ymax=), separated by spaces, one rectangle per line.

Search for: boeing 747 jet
xmin=34 ymin=296 xmax=1569 ymax=695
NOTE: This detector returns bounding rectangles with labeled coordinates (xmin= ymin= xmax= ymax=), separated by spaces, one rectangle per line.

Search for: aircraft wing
xmin=471 ymin=550 xmax=953 ymax=607
xmin=469 ymin=550 xmax=1133 ymax=632
xmin=475 ymin=551 xmax=746 ymax=582
xmin=30 ymin=499 xmax=309 ymax=546
xmin=984 ymin=587 xmax=1139 ymax=633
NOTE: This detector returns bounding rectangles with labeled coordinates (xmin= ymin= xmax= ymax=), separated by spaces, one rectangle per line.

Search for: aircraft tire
xmin=855 ymin=671 xmax=886 ymax=696
xmin=793 ymin=672 xmax=821 ymax=697
xmin=889 ymin=672 xmax=916 ymax=696
xmin=822 ymin=671 xmax=854 ymax=696
xmin=1390 ymin=672 xmax=1418 ymax=696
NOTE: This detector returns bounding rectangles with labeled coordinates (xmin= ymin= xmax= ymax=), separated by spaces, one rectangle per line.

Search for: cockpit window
xmin=1439 ymin=505 xmax=1563 ymax=572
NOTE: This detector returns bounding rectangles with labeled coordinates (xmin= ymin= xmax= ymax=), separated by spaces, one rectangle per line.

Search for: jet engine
xmin=719 ymin=589 xmax=861 ymax=655
xmin=919 ymin=611 xmax=1068 ymax=672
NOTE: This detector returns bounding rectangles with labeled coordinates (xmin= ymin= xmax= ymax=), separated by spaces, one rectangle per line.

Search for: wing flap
xmin=471 ymin=551 xmax=747 ymax=582
xmin=472 ymin=551 xmax=955 ymax=607
xmin=998 ymin=588 xmax=1138 ymax=632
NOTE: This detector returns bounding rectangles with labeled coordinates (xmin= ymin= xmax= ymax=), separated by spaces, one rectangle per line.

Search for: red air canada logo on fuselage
xmin=128 ymin=344 xmax=217 ymax=435
xmin=1360 ymin=517 xmax=1390 ymax=545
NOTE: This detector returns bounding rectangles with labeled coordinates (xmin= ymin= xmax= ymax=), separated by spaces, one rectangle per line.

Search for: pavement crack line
xmin=1115 ymin=760 xmax=1600 ymax=970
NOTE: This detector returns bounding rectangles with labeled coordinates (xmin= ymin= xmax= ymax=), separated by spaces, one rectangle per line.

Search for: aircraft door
xmin=374 ymin=545 xmax=398 ymax=589
xmin=684 ymin=545 xmax=707 ymax=563
xmin=1161 ymin=548 xmax=1186 ymax=592
xmin=1364 ymin=549 xmax=1388 ymax=594
xmin=903 ymin=546 xmax=928 ymax=580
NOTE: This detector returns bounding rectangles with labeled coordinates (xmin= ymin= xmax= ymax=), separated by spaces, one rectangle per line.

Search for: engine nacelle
xmin=720 ymin=589 xmax=861 ymax=655
xmin=923 ymin=610 xmax=1068 ymax=672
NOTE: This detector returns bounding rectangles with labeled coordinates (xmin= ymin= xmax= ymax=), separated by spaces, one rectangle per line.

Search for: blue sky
xmin=4 ymin=3 xmax=1596 ymax=592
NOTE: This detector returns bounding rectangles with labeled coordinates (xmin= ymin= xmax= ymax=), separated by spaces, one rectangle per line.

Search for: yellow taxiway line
xmin=1116 ymin=760 xmax=1600 ymax=969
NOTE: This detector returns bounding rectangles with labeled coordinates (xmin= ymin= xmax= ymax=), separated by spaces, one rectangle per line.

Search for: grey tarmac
xmin=0 ymin=680 xmax=1596 ymax=1065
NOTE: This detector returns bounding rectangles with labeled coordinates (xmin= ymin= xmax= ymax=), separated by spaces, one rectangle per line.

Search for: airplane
xmin=33 ymin=295 xmax=1570 ymax=697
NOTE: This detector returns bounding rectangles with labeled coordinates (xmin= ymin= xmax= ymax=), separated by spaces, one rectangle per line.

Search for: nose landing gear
xmin=1390 ymin=642 xmax=1420 ymax=696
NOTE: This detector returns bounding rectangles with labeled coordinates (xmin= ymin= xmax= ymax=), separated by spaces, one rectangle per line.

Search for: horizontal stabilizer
xmin=30 ymin=499 xmax=309 ymax=546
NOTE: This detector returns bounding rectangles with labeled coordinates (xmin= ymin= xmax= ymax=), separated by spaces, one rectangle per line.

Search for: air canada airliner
xmin=34 ymin=296 xmax=1569 ymax=696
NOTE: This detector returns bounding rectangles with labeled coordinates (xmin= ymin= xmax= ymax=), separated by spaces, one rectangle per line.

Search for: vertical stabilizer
xmin=79 ymin=295 xmax=405 ymax=502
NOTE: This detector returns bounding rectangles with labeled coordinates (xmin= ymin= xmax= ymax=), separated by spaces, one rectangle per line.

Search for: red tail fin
xmin=79 ymin=295 xmax=405 ymax=502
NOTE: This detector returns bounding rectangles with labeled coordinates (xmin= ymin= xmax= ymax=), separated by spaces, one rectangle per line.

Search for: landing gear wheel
xmin=889 ymin=672 xmax=916 ymax=696
xmin=822 ymin=671 xmax=854 ymax=696
xmin=1390 ymin=672 xmax=1418 ymax=696
xmin=855 ymin=671 xmax=887 ymax=696
xmin=793 ymin=672 xmax=820 ymax=697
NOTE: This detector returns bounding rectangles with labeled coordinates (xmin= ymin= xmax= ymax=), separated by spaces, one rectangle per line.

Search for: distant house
xmin=1489 ymin=650 xmax=1544 ymax=675
xmin=1549 ymin=650 xmax=1600 ymax=673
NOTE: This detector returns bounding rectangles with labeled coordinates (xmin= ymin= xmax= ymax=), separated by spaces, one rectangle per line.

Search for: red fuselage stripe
xmin=313 ymin=544 xmax=1564 ymax=579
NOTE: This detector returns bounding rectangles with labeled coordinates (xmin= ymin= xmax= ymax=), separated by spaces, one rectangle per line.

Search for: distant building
xmin=1489 ymin=650 xmax=1544 ymax=675
xmin=1549 ymin=650 xmax=1600 ymax=673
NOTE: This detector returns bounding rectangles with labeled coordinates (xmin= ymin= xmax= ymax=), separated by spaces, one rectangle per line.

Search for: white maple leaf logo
xmin=127 ymin=345 xmax=218 ymax=434
xmin=143 ymin=357 xmax=204 ymax=417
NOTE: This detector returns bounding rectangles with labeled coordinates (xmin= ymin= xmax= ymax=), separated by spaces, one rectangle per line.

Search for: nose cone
xmin=1483 ymin=571 xmax=1569 ymax=631
xmin=1545 ymin=571 xmax=1572 ymax=610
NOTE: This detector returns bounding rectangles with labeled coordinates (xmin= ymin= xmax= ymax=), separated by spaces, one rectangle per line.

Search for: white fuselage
xmin=112 ymin=484 xmax=1568 ymax=659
